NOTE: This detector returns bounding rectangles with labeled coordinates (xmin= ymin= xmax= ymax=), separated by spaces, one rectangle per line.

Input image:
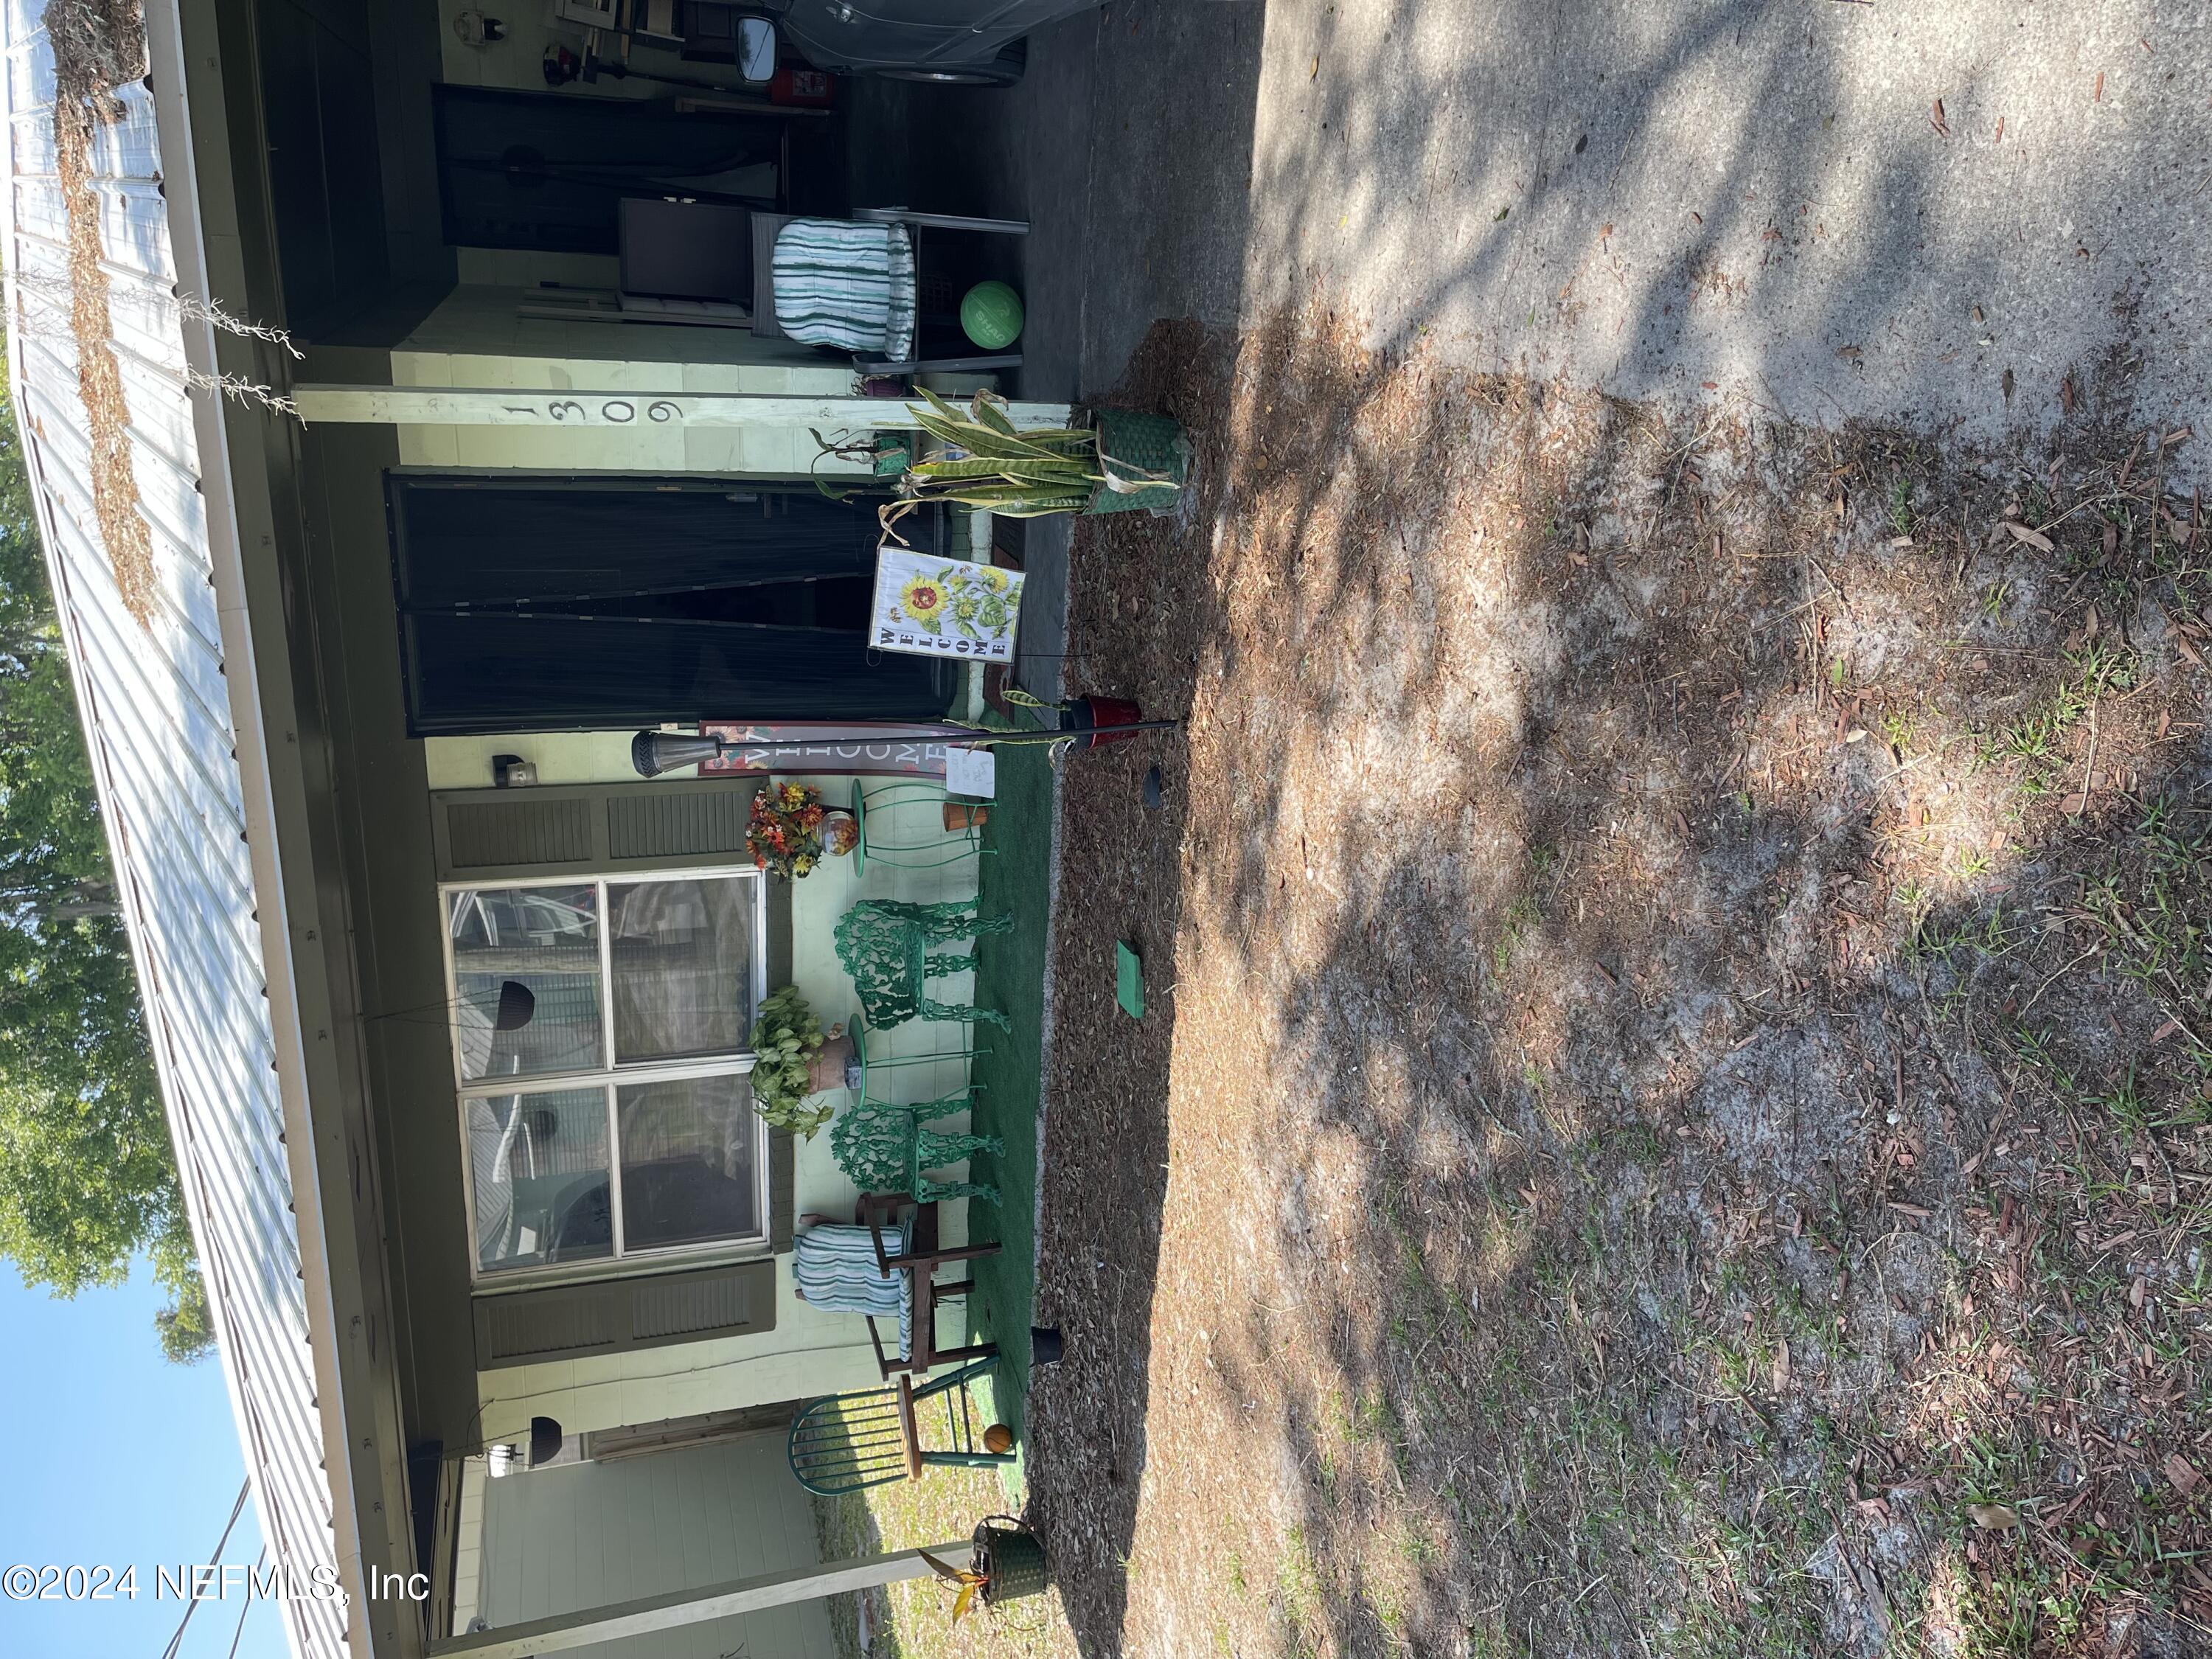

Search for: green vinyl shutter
xmin=472 ymin=1259 xmax=777 ymax=1369
xmin=431 ymin=778 xmax=762 ymax=882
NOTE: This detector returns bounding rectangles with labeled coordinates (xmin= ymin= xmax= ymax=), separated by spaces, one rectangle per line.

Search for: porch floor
xmin=810 ymin=740 xmax=1060 ymax=1659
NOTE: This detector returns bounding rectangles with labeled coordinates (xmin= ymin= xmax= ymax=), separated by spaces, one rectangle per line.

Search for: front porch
xmin=394 ymin=731 xmax=1059 ymax=1658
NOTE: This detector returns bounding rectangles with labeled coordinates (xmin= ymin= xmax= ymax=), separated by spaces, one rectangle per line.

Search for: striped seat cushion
xmin=793 ymin=1222 xmax=913 ymax=1359
xmin=771 ymin=218 xmax=917 ymax=361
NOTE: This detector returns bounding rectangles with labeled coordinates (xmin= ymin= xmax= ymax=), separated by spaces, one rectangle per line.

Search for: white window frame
xmin=441 ymin=865 xmax=771 ymax=1284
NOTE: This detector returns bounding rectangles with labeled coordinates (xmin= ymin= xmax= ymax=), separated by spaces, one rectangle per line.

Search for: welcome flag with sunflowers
xmin=870 ymin=548 xmax=1024 ymax=662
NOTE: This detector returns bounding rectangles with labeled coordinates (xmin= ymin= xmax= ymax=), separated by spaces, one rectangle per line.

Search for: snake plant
xmin=877 ymin=389 xmax=1174 ymax=540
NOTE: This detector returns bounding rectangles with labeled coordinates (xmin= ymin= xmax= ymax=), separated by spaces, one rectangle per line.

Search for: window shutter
xmin=431 ymin=779 xmax=761 ymax=882
xmin=769 ymin=1125 xmax=794 ymax=1253
xmin=472 ymin=1260 xmax=776 ymax=1369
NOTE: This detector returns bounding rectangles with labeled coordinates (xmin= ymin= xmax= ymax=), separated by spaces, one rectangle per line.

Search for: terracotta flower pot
xmin=808 ymin=1032 xmax=855 ymax=1093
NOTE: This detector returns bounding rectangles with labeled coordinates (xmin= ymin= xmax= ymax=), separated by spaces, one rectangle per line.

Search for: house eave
xmin=143 ymin=1 xmax=417 ymax=1652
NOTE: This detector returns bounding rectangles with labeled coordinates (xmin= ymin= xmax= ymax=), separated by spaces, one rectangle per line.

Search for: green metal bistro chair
xmin=787 ymin=1356 xmax=1012 ymax=1496
xmin=834 ymin=898 xmax=1011 ymax=1032
xmin=850 ymin=782 xmax=992 ymax=873
xmin=831 ymin=1095 xmax=1002 ymax=1206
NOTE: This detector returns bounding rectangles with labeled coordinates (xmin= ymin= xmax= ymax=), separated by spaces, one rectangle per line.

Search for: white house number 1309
xmin=500 ymin=399 xmax=684 ymax=425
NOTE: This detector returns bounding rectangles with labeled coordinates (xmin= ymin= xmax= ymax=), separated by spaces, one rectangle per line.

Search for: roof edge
xmin=139 ymin=3 xmax=402 ymax=1652
xmin=0 ymin=124 xmax=316 ymax=1659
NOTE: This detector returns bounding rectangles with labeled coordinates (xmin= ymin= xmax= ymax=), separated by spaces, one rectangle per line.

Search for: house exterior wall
xmin=288 ymin=325 xmax=984 ymax=1454
xmin=428 ymin=738 xmax=984 ymax=1443
xmin=456 ymin=248 xmax=625 ymax=290
xmin=476 ymin=1432 xmax=840 ymax=1659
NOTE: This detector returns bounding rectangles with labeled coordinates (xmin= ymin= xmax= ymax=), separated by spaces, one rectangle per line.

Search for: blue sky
xmin=0 ymin=1263 xmax=288 ymax=1659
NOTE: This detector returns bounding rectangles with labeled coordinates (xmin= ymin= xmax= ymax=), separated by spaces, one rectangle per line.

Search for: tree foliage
xmin=0 ymin=345 xmax=212 ymax=1362
xmin=154 ymin=1265 xmax=217 ymax=1364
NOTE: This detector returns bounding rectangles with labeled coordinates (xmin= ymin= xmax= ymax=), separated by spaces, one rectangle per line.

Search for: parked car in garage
xmin=767 ymin=0 xmax=1107 ymax=86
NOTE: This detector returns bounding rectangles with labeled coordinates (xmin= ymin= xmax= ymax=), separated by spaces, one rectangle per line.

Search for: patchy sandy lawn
xmin=1003 ymin=306 xmax=2212 ymax=1659
xmin=817 ymin=1470 xmax=1080 ymax=1659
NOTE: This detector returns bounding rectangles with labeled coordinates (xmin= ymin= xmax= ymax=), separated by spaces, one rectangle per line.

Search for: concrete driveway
xmin=910 ymin=0 xmax=2211 ymax=480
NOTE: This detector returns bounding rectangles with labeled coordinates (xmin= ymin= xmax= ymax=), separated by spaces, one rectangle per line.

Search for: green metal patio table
xmin=850 ymin=1009 xmax=989 ymax=1096
xmin=849 ymin=782 xmax=992 ymax=874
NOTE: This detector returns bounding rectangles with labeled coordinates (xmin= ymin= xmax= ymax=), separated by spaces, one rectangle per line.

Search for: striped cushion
xmin=771 ymin=219 xmax=917 ymax=361
xmin=793 ymin=1223 xmax=913 ymax=1359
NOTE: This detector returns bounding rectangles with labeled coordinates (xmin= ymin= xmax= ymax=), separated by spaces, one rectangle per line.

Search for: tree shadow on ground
xmin=1027 ymin=292 xmax=2212 ymax=1658
xmin=975 ymin=1 xmax=2212 ymax=1655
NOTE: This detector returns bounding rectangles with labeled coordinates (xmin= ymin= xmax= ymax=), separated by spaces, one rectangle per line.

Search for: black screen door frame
xmin=386 ymin=470 xmax=952 ymax=737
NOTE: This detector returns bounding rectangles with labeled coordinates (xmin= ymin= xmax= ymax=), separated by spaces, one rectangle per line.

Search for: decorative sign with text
xmin=870 ymin=548 xmax=1023 ymax=663
xmin=698 ymin=722 xmax=967 ymax=778
xmin=942 ymin=745 xmax=996 ymax=799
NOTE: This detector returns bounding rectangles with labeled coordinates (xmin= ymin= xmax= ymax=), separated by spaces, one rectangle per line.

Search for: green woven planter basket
xmin=1085 ymin=407 xmax=1189 ymax=517
xmin=975 ymin=1517 xmax=1049 ymax=1604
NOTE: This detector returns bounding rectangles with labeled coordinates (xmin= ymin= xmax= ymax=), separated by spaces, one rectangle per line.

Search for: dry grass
xmin=992 ymin=305 xmax=2212 ymax=1659
xmin=815 ymin=1471 xmax=1080 ymax=1659
xmin=44 ymin=0 xmax=154 ymax=624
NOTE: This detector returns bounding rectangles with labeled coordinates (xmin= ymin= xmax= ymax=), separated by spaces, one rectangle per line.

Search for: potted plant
xmin=1086 ymin=404 xmax=1191 ymax=518
xmin=749 ymin=985 xmax=835 ymax=1138
xmin=917 ymin=1517 xmax=1050 ymax=1623
xmin=747 ymin=782 xmax=828 ymax=878
xmin=809 ymin=1020 xmax=856 ymax=1093
xmin=872 ymin=389 xmax=1187 ymax=542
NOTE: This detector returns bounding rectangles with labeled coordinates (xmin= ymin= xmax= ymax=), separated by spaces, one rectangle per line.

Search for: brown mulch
xmin=1019 ymin=305 xmax=2212 ymax=1658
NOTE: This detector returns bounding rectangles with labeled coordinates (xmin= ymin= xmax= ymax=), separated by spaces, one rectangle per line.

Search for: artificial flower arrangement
xmin=746 ymin=781 xmax=827 ymax=878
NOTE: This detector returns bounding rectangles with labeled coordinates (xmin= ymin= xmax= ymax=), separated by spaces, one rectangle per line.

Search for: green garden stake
xmin=1116 ymin=941 xmax=1144 ymax=1020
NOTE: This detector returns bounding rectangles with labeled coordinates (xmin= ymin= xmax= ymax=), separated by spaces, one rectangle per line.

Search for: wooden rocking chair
xmin=857 ymin=1192 xmax=1001 ymax=1380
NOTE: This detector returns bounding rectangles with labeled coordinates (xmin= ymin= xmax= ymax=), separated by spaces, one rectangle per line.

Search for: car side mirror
xmin=737 ymin=15 xmax=776 ymax=83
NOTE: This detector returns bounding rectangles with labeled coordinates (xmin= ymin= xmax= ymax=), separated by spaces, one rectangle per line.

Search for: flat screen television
xmin=619 ymin=197 xmax=754 ymax=303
